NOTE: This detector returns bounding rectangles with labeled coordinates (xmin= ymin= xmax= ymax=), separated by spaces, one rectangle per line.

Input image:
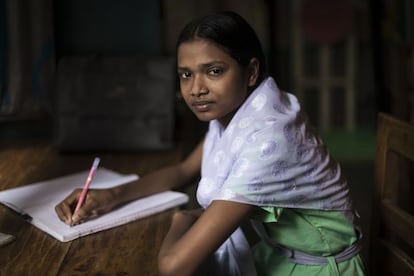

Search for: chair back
xmin=370 ymin=113 xmax=414 ymax=275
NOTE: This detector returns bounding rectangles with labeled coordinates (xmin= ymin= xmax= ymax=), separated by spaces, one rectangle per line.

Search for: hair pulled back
xmin=176 ymin=11 xmax=267 ymax=84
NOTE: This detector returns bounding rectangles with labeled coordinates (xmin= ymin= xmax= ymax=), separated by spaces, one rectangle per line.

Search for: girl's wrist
xmin=109 ymin=182 xmax=135 ymax=206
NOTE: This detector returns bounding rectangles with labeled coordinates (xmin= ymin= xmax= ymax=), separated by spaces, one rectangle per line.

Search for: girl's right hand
xmin=55 ymin=188 xmax=118 ymax=226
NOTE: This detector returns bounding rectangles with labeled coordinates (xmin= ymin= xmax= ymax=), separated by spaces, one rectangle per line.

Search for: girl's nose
xmin=190 ymin=76 xmax=208 ymax=97
xmin=191 ymin=87 xmax=209 ymax=97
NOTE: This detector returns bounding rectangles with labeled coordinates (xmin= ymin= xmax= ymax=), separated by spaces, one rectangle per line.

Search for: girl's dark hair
xmin=176 ymin=11 xmax=267 ymax=84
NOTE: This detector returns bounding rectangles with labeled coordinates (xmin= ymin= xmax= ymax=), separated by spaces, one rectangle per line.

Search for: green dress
xmin=251 ymin=207 xmax=366 ymax=275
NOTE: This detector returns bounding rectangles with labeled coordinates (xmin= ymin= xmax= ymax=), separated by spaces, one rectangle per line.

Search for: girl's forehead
xmin=179 ymin=39 xmax=225 ymax=55
xmin=177 ymin=39 xmax=232 ymax=63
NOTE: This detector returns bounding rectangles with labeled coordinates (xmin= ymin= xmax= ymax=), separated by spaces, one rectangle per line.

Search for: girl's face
xmin=177 ymin=39 xmax=258 ymax=127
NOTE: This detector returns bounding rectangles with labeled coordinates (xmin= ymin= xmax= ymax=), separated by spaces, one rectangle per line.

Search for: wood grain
xmin=0 ymin=142 xmax=184 ymax=275
xmin=370 ymin=113 xmax=414 ymax=276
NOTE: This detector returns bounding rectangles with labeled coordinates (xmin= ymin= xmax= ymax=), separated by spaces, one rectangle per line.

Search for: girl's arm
xmin=55 ymin=139 xmax=204 ymax=225
xmin=158 ymin=200 xmax=253 ymax=276
xmin=112 ymin=139 xmax=203 ymax=204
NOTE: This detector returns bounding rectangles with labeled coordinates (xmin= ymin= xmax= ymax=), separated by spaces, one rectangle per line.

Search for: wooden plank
xmin=381 ymin=239 xmax=414 ymax=276
xmin=388 ymin=128 xmax=414 ymax=161
xmin=0 ymin=213 xmax=70 ymax=275
xmin=0 ymin=143 xmax=53 ymax=190
xmin=320 ymin=45 xmax=331 ymax=132
xmin=345 ymin=34 xmax=356 ymax=131
xmin=381 ymin=200 xmax=414 ymax=247
xmin=371 ymin=113 xmax=414 ymax=275
xmin=0 ymin=144 xmax=69 ymax=275
xmin=0 ymin=143 xmax=185 ymax=275
xmin=58 ymin=210 xmax=172 ymax=275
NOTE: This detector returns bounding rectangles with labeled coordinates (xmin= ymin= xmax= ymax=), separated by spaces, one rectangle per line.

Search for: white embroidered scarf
xmin=197 ymin=77 xmax=353 ymax=211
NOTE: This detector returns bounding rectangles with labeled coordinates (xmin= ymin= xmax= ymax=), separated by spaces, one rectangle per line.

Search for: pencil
xmin=73 ymin=157 xmax=101 ymax=214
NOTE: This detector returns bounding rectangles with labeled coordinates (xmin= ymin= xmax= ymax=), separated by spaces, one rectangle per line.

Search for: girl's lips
xmin=192 ymin=101 xmax=213 ymax=112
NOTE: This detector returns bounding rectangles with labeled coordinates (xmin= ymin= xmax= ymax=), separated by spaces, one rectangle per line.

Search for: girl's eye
xmin=208 ymin=68 xmax=223 ymax=76
xmin=180 ymin=71 xmax=191 ymax=79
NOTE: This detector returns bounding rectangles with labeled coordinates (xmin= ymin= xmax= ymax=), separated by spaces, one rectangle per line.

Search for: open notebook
xmin=0 ymin=168 xmax=188 ymax=242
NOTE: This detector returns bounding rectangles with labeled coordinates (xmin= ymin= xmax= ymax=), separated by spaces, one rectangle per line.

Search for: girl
xmin=56 ymin=11 xmax=366 ymax=275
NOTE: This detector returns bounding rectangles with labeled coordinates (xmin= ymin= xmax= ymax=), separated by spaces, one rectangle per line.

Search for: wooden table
xmin=0 ymin=141 xmax=186 ymax=275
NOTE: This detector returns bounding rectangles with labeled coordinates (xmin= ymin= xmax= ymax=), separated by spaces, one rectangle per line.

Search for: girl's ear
xmin=247 ymin=58 xmax=260 ymax=87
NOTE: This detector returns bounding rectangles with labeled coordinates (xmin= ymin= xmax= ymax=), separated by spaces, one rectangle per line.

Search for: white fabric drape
xmin=198 ymin=77 xmax=353 ymax=211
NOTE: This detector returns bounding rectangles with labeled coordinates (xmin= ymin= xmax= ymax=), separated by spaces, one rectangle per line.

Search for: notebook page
xmin=0 ymin=168 xmax=189 ymax=242
xmin=0 ymin=168 xmax=138 ymax=209
xmin=27 ymin=190 xmax=188 ymax=242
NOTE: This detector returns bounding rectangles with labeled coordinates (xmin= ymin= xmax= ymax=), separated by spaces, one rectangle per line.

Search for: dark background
xmin=1 ymin=0 xmax=414 ymax=270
